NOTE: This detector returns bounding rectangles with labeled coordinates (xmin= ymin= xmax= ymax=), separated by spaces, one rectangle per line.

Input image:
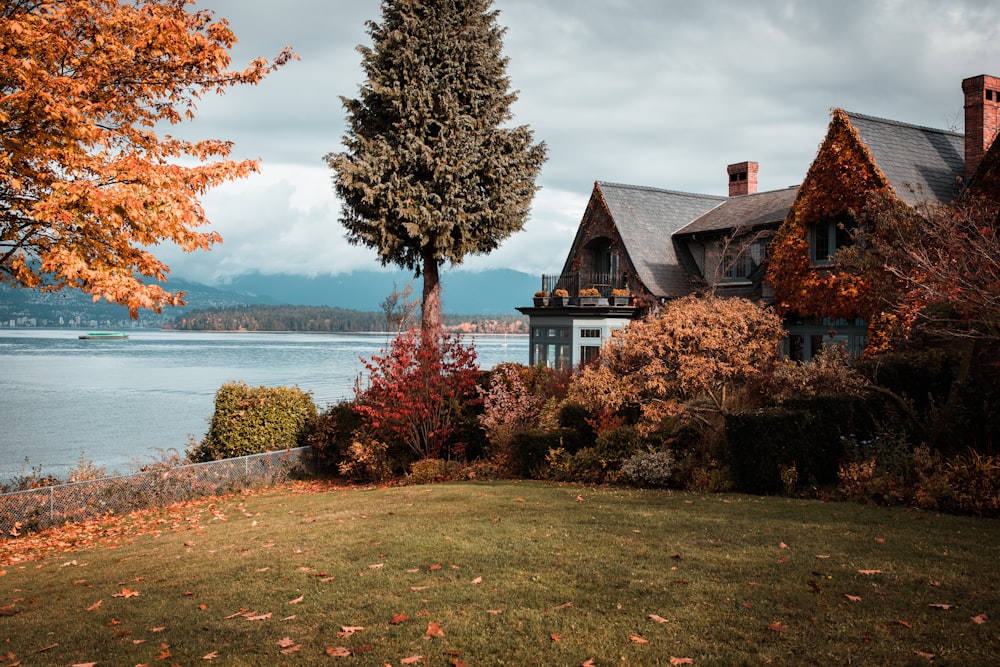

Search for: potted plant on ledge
xmin=533 ymin=290 xmax=549 ymax=307
xmin=610 ymin=288 xmax=631 ymax=306
xmin=579 ymin=288 xmax=606 ymax=306
xmin=552 ymin=288 xmax=570 ymax=307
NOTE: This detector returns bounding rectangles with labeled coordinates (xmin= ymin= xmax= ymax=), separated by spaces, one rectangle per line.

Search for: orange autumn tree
xmin=0 ymin=0 xmax=294 ymax=315
xmin=766 ymin=109 xmax=891 ymax=334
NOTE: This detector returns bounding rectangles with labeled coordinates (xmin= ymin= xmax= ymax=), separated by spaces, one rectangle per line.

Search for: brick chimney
xmin=963 ymin=74 xmax=1000 ymax=179
xmin=727 ymin=161 xmax=758 ymax=196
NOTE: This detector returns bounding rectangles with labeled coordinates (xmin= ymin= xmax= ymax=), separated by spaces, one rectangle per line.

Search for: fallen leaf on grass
xmin=857 ymin=569 xmax=882 ymax=575
xmin=245 ymin=612 xmax=272 ymax=621
xmin=338 ymin=626 xmax=364 ymax=638
xmin=288 ymin=595 xmax=304 ymax=604
xmin=487 ymin=609 xmax=504 ymax=614
xmin=202 ymin=651 xmax=219 ymax=660
xmin=112 ymin=587 xmax=139 ymax=598
xmin=471 ymin=576 xmax=482 ymax=585
xmin=845 ymin=594 xmax=862 ymax=602
xmin=972 ymin=613 xmax=988 ymax=624
xmin=326 ymin=646 xmax=351 ymax=657
xmin=929 ymin=603 xmax=955 ymax=610
xmin=70 ymin=663 xmax=97 ymax=667
xmin=630 ymin=634 xmax=649 ymax=643
xmin=401 ymin=656 xmax=423 ymax=664
xmin=581 ymin=660 xmax=596 ymax=667
xmin=278 ymin=637 xmax=300 ymax=654
xmin=368 ymin=563 xmax=384 ymax=569
xmin=768 ymin=621 xmax=787 ymax=633
xmin=86 ymin=600 xmax=102 ymax=611
xmin=779 ymin=542 xmax=788 ymax=549
xmin=576 ymin=496 xmax=585 ymax=502
xmin=411 ymin=585 xmax=430 ymax=591
xmin=429 ymin=563 xmax=442 ymax=571
xmin=897 ymin=620 xmax=912 ymax=629
xmin=553 ymin=601 xmax=573 ymax=610
xmin=648 ymin=614 xmax=669 ymax=623
xmin=426 ymin=621 xmax=445 ymax=637
xmin=156 ymin=644 xmax=172 ymax=660
xmin=914 ymin=650 xmax=936 ymax=660
xmin=391 ymin=613 xmax=409 ymax=625
xmin=550 ymin=633 xmax=561 ymax=642
xmin=670 ymin=658 xmax=694 ymax=665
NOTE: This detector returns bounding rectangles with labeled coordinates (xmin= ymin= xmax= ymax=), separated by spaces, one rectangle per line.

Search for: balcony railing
xmin=541 ymin=272 xmax=628 ymax=298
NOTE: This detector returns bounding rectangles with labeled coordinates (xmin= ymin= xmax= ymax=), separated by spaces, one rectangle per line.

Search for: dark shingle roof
xmin=846 ymin=111 xmax=964 ymax=206
xmin=675 ymin=186 xmax=799 ymax=237
xmin=597 ymin=182 xmax=725 ymax=297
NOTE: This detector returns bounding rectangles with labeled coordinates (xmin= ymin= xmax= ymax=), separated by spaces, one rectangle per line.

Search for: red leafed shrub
xmin=355 ymin=327 xmax=481 ymax=460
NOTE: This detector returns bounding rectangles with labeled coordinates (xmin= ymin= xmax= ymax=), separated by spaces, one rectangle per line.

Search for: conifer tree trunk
xmin=421 ymin=247 xmax=443 ymax=334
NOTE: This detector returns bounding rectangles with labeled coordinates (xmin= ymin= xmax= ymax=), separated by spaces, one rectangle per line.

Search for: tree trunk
xmin=421 ymin=246 xmax=443 ymax=334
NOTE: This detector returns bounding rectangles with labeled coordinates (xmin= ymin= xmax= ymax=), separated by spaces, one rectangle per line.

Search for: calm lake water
xmin=0 ymin=329 xmax=528 ymax=483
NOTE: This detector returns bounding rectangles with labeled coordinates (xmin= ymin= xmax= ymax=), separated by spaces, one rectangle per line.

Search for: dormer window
xmin=723 ymin=239 xmax=768 ymax=281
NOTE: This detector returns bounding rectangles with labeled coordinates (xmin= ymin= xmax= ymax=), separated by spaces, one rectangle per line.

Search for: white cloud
xmin=154 ymin=0 xmax=1000 ymax=285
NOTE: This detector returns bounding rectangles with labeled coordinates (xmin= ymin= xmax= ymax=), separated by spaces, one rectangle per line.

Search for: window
xmin=811 ymin=217 xmax=851 ymax=263
xmin=531 ymin=326 xmax=572 ymax=370
xmin=579 ymin=345 xmax=601 ymax=366
xmin=723 ymin=239 xmax=767 ymax=281
xmin=580 ymin=328 xmax=602 ymax=338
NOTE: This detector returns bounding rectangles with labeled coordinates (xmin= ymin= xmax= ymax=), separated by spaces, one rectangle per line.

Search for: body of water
xmin=0 ymin=329 xmax=528 ymax=483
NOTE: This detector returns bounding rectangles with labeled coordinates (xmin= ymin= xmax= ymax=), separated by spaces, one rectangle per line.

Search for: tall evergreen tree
xmin=326 ymin=0 xmax=547 ymax=332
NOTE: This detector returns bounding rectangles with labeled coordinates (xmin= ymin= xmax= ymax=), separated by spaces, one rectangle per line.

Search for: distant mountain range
xmin=0 ymin=268 xmax=543 ymax=328
xmin=216 ymin=268 xmax=542 ymax=314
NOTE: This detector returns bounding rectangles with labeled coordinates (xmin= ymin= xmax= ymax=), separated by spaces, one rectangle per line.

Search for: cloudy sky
xmin=160 ymin=0 xmax=1000 ymax=284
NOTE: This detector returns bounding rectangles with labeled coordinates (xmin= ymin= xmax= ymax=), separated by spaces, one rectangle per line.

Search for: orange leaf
xmin=391 ymin=613 xmax=409 ymax=625
xmin=914 ymin=651 xmax=936 ymax=660
xmin=486 ymin=609 xmax=504 ymax=614
xmin=581 ymin=660 xmax=596 ymax=667
xmin=113 ymin=587 xmax=140 ymax=598
xmin=630 ymin=634 xmax=649 ymax=643
xmin=648 ymin=614 xmax=669 ymax=623
xmin=857 ymin=569 xmax=882 ymax=575
xmin=326 ymin=646 xmax=351 ymax=657
xmin=288 ymin=595 xmax=304 ymax=604
xmin=550 ymin=633 xmax=561 ymax=642
xmin=845 ymin=594 xmax=862 ymax=602
xmin=929 ymin=603 xmax=955 ymax=610
xmin=426 ymin=621 xmax=445 ymax=638
xmin=768 ymin=621 xmax=787 ymax=633
xmin=202 ymin=650 xmax=219 ymax=660
xmin=245 ymin=612 xmax=271 ymax=621
xmin=86 ymin=600 xmax=102 ymax=611
xmin=401 ymin=656 xmax=423 ymax=664
xmin=670 ymin=658 xmax=694 ymax=666
xmin=471 ymin=576 xmax=483 ymax=585
xmin=429 ymin=563 xmax=442 ymax=571
xmin=897 ymin=620 xmax=912 ymax=629
xmin=972 ymin=613 xmax=988 ymax=624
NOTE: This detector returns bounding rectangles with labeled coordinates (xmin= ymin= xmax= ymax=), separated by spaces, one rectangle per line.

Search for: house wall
xmin=527 ymin=312 xmax=633 ymax=369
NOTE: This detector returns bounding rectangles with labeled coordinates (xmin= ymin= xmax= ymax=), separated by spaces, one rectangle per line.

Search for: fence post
xmin=49 ymin=486 xmax=55 ymax=523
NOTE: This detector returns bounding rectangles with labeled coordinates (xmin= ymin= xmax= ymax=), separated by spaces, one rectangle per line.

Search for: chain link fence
xmin=0 ymin=447 xmax=311 ymax=535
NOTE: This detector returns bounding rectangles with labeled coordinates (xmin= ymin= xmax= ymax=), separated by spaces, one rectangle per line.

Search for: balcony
xmin=531 ymin=273 xmax=634 ymax=308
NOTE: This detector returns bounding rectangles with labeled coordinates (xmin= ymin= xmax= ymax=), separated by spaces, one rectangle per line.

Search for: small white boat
xmin=78 ymin=331 xmax=129 ymax=340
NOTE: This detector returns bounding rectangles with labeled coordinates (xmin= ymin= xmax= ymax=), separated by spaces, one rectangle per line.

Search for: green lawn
xmin=1 ymin=481 xmax=998 ymax=666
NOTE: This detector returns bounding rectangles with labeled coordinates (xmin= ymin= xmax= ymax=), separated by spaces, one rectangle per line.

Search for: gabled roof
xmin=674 ymin=186 xmax=799 ymax=237
xmin=846 ymin=111 xmax=964 ymax=207
xmin=597 ymin=182 xmax=725 ymax=297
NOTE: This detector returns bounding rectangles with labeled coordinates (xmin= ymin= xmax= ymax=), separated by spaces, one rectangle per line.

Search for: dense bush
xmin=620 ymin=448 xmax=675 ymax=487
xmin=301 ymin=401 xmax=368 ymax=473
xmin=512 ymin=428 xmax=577 ymax=478
xmin=189 ymin=382 xmax=317 ymax=462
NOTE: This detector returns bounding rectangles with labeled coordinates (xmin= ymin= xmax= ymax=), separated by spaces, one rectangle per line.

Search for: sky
xmin=158 ymin=0 xmax=1000 ymax=285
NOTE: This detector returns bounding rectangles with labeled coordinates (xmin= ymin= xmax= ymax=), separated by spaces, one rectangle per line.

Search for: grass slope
xmin=1 ymin=481 xmax=998 ymax=666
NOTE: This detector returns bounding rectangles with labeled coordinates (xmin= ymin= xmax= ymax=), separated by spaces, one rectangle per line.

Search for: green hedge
xmin=190 ymin=382 xmax=317 ymax=461
xmin=512 ymin=428 xmax=578 ymax=478
xmin=726 ymin=394 xmax=890 ymax=495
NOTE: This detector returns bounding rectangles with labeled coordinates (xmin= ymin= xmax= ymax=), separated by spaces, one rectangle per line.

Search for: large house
xmin=519 ymin=74 xmax=1000 ymax=369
